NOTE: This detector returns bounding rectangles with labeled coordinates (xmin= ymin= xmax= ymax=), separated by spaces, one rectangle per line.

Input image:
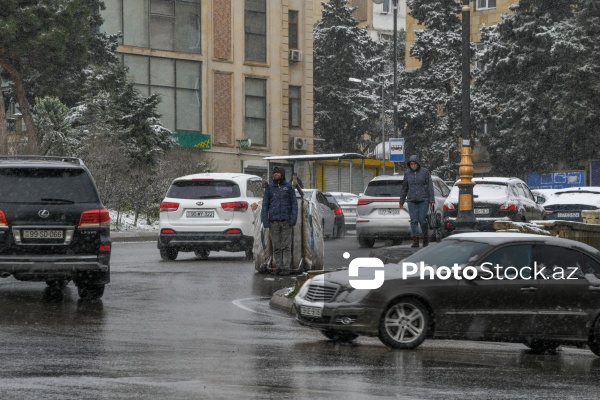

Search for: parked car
xmin=323 ymin=192 xmax=345 ymax=238
xmin=0 ymin=156 xmax=111 ymax=300
xmin=158 ymin=173 xmax=264 ymax=260
xmin=356 ymin=175 xmax=451 ymax=247
xmin=443 ymin=177 xmax=545 ymax=232
xmin=301 ymin=189 xmax=337 ymax=238
xmin=542 ymin=187 xmax=600 ymax=222
xmin=328 ymin=192 xmax=359 ymax=229
xmin=294 ymin=232 xmax=600 ymax=356
xmin=531 ymin=188 xmax=561 ymax=205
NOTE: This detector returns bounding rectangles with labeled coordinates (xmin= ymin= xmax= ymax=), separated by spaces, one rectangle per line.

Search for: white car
xmin=301 ymin=189 xmax=338 ymax=238
xmin=542 ymin=186 xmax=600 ymax=222
xmin=157 ymin=173 xmax=264 ymax=260
xmin=328 ymin=191 xmax=359 ymax=229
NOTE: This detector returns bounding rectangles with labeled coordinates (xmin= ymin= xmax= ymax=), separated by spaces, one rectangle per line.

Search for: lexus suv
xmin=0 ymin=156 xmax=111 ymax=299
xmin=158 ymin=173 xmax=264 ymax=260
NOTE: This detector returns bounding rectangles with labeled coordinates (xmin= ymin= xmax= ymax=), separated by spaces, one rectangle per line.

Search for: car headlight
xmin=334 ymin=287 xmax=370 ymax=303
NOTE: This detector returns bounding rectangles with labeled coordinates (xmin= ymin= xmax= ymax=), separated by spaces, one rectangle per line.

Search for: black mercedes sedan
xmin=294 ymin=233 xmax=600 ymax=355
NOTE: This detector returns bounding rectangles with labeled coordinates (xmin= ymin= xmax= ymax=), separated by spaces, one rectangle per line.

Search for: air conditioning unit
xmin=291 ymin=136 xmax=308 ymax=151
xmin=289 ymin=49 xmax=302 ymax=62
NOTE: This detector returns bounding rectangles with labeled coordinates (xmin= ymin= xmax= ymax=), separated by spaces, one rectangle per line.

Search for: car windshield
xmin=167 ymin=180 xmax=241 ymax=199
xmin=402 ymin=239 xmax=492 ymax=267
xmin=364 ymin=180 xmax=402 ymax=197
xmin=0 ymin=168 xmax=99 ymax=203
xmin=302 ymin=190 xmax=315 ymax=200
xmin=332 ymin=193 xmax=358 ymax=202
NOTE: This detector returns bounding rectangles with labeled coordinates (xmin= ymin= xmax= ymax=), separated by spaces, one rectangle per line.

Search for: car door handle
xmin=589 ymin=286 xmax=600 ymax=293
xmin=520 ymin=286 xmax=537 ymax=293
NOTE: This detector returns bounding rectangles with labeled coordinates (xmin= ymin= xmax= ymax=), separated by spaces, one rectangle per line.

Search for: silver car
xmin=328 ymin=192 xmax=359 ymax=229
xmin=356 ymin=175 xmax=450 ymax=247
xmin=302 ymin=189 xmax=338 ymax=238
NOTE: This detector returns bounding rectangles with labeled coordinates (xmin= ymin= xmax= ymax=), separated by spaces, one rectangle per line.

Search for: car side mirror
xmin=535 ymin=195 xmax=545 ymax=204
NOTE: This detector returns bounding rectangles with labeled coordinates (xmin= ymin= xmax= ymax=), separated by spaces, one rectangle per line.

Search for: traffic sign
xmin=389 ymin=138 xmax=404 ymax=162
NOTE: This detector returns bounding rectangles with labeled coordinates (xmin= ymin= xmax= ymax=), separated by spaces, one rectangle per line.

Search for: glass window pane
xmin=175 ymin=1 xmax=201 ymax=53
xmin=124 ymin=55 xmax=149 ymax=85
xmin=151 ymin=0 xmax=174 ymax=15
xmin=176 ymin=60 xmax=201 ymax=89
xmin=150 ymin=57 xmax=175 ymax=87
xmin=101 ymin=0 xmax=123 ymax=43
xmin=134 ymin=84 xmax=150 ymax=96
xmin=150 ymin=15 xmax=174 ymax=50
xmin=246 ymin=0 xmax=266 ymax=12
xmin=176 ymin=88 xmax=201 ymax=131
xmin=245 ymin=119 xmax=265 ymax=145
xmin=151 ymin=86 xmax=175 ymax=129
xmin=246 ymin=79 xmax=265 ymax=96
xmin=123 ymin=0 xmax=148 ymax=47
xmin=246 ymin=98 xmax=265 ymax=118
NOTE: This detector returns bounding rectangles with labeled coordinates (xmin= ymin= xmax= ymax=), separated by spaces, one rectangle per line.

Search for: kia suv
xmin=0 ymin=156 xmax=111 ymax=300
xmin=356 ymin=175 xmax=450 ymax=247
xmin=158 ymin=173 xmax=263 ymax=260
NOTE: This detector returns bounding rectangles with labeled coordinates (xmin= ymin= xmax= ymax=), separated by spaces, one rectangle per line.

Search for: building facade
xmin=100 ymin=0 xmax=318 ymax=177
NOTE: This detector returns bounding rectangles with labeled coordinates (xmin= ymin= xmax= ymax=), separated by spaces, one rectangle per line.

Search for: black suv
xmin=0 ymin=156 xmax=110 ymax=299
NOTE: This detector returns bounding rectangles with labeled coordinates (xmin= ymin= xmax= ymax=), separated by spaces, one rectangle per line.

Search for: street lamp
xmin=349 ymin=77 xmax=386 ymax=174
xmin=453 ymin=0 xmax=478 ymax=231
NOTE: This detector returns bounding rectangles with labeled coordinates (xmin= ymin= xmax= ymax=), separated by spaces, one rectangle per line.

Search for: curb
xmin=269 ymin=287 xmax=296 ymax=314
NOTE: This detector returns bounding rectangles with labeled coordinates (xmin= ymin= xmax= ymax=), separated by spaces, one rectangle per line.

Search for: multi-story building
xmin=100 ymin=0 xmax=318 ymax=177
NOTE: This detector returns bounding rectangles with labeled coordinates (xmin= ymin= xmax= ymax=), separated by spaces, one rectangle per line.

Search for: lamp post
xmin=453 ymin=0 xmax=478 ymax=231
xmin=349 ymin=77 xmax=386 ymax=174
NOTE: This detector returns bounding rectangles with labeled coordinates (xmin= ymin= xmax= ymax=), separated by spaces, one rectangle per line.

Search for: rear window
xmin=167 ymin=180 xmax=241 ymax=199
xmin=0 ymin=167 xmax=99 ymax=203
xmin=364 ymin=180 xmax=403 ymax=197
xmin=449 ymin=183 xmax=509 ymax=199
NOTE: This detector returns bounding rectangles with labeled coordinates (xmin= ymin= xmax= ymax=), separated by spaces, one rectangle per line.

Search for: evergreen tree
xmin=397 ymin=0 xmax=464 ymax=178
xmin=313 ymin=0 xmax=383 ymax=153
xmin=472 ymin=0 xmax=586 ymax=175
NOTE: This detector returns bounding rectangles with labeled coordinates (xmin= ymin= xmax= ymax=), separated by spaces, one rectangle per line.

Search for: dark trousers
xmin=270 ymin=220 xmax=292 ymax=269
xmin=407 ymin=201 xmax=429 ymax=236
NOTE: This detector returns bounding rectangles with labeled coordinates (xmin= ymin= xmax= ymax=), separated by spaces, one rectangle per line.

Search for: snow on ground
xmin=109 ymin=210 xmax=159 ymax=232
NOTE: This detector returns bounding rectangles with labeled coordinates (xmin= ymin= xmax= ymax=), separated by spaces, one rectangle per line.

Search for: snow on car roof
xmin=448 ymin=232 xmax=600 ymax=253
xmin=544 ymin=190 xmax=600 ymax=207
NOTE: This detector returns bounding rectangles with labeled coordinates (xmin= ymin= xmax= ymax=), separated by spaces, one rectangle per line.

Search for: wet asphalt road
xmin=1 ymin=235 xmax=599 ymax=399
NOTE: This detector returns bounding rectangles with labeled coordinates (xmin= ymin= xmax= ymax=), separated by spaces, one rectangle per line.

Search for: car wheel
xmin=392 ymin=239 xmax=403 ymax=246
xmin=321 ymin=330 xmax=358 ymax=343
xmin=378 ymin=298 xmax=430 ymax=350
xmin=358 ymin=236 xmax=375 ymax=248
xmin=588 ymin=319 xmax=600 ymax=356
xmin=337 ymin=225 xmax=346 ymax=238
xmin=194 ymin=249 xmax=210 ymax=259
xmin=245 ymin=249 xmax=254 ymax=261
xmin=434 ymin=229 xmax=443 ymax=243
xmin=160 ymin=247 xmax=178 ymax=261
xmin=332 ymin=223 xmax=338 ymax=239
xmin=77 ymin=284 xmax=105 ymax=300
xmin=524 ymin=340 xmax=559 ymax=354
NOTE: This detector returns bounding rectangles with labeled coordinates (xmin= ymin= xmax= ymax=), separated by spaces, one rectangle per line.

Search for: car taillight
xmin=160 ymin=202 xmax=180 ymax=212
xmin=225 ymin=228 xmax=242 ymax=234
xmin=334 ymin=208 xmax=343 ymax=215
xmin=443 ymin=203 xmax=456 ymax=211
xmin=99 ymin=244 xmax=111 ymax=252
xmin=161 ymin=228 xmax=176 ymax=235
xmin=500 ymin=203 xmax=517 ymax=211
xmin=0 ymin=210 xmax=7 ymax=227
xmin=357 ymin=199 xmax=373 ymax=206
xmin=545 ymin=210 xmax=554 ymax=215
xmin=221 ymin=201 xmax=248 ymax=212
xmin=79 ymin=208 xmax=110 ymax=227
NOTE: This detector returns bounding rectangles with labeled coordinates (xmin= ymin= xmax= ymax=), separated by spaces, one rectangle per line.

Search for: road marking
xmin=232 ymin=297 xmax=293 ymax=319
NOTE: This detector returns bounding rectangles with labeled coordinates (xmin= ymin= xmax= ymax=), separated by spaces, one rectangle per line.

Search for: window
xmin=476 ymin=0 xmax=496 ymax=10
xmin=246 ymin=179 xmax=265 ymax=198
xmin=479 ymin=245 xmax=533 ymax=279
xmin=289 ymin=10 xmax=298 ymax=49
xmin=383 ymin=0 xmax=390 ymax=13
xmin=149 ymin=0 xmax=201 ymax=53
xmin=536 ymin=245 xmax=585 ymax=279
xmin=289 ymin=86 xmax=301 ymax=128
xmin=245 ymin=0 xmax=266 ymax=62
xmin=245 ymin=78 xmax=267 ymax=146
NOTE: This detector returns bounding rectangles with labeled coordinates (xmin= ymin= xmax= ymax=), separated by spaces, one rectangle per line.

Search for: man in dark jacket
xmin=399 ymin=155 xmax=435 ymax=248
xmin=261 ymin=166 xmax=298 ymax=275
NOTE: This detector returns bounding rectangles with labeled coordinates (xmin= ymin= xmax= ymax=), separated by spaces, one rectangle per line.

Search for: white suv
xmin=157 ymin=173 xmax=264 ymax=260
xmin=356 ymin=174 xmax=450 ymax=247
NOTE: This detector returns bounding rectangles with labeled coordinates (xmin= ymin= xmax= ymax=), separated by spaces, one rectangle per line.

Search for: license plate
xmin=557 ymin=212 xmax=580 ymax=218
xmin=474 ymin=208 xmax=490 ymax=215
xmin=22 ymin=230 xmax=63 ymax=239
xmin=186 ymin=210 xmax=215 ymax=218
xmin=344 ymin=208 xmax=356 ymax=213
xmin=300 ymin=306 xmax=323 ymax=317
xmin=378 ymin=209 xmax=400 ymax=216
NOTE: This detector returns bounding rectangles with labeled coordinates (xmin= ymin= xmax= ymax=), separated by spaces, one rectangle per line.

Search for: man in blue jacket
xmin=399 ymin=155 xmax=435 ymax=248
xmin=261 ymin=166 xmax=298 ymax=275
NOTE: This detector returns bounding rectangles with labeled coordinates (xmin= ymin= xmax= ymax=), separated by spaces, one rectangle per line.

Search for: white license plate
xmin=186 ymin=210 xmax=215 ymax=218
xmin=23 ymin=230 xmax=63 ymax=239
xmin=344 ymin=208 xmax=356 ymax=213
xmin=378 ymin=209 xmax=400 ymax=216
xmin=474 ymin=208 xmax=490 ymax=215
xmin=300 ymin=306 xmax=323 ymax=317
xmin=557 ymin=212 xmax=579 ymax=218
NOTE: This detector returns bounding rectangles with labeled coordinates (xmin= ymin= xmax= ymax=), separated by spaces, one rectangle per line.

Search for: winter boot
xmin=411 ymin=236 xmax=419 ymax=248
xmin=422 ymin=233 xmax=429 ymax=247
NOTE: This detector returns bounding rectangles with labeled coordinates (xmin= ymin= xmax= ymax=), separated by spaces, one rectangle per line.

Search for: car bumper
xmin=356 ymin=220 xmax=411 ymax=239
xmin=0 ymin=255 xmax=110 ymax=281
xmin=445 ymin=216 xmax=512 ymax=231
xmin=158 ymin=232 xmax=254 ymax=252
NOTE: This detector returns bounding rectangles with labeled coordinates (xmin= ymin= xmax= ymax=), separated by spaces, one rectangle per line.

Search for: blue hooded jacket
xmin=399 ymin=155 xmax=435 ymax=204
xmin=261 ymin=167 xmax=298 ymax=228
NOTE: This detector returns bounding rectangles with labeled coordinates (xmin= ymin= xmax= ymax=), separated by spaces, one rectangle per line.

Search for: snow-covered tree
xmin=397 ymin=0 xmax=464 ymax=178
xmin=313 ymin=0 xmax=383 ymax=153
xmin=472 ymin=0 xmax=592 ymax=175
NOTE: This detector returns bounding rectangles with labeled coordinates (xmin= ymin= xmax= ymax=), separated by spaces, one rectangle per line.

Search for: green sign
xmin=173 ymin=132 xmax=211 ymax=149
